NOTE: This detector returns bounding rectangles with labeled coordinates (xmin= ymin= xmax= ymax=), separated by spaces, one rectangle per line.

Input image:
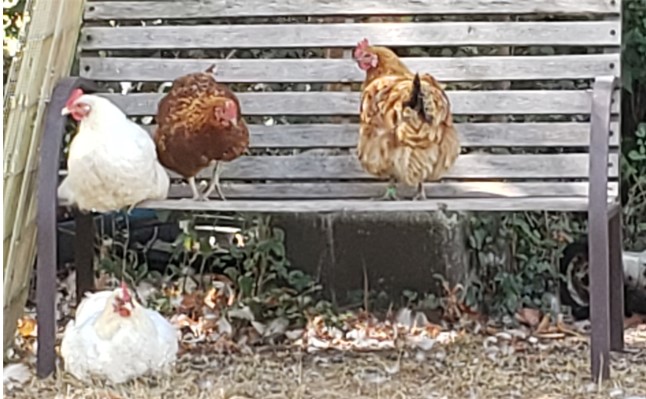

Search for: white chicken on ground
xmin=60 ymin=282 xmax=179 ymax=384
xmin=58 ymin=89 xmax=170 ymax=213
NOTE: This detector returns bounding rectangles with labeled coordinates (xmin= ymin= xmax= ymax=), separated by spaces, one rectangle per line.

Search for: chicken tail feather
xmin=205 ymin=64 xmax=217 ymax=74
xmin=404 ymin=73 xmax=432 ymax=124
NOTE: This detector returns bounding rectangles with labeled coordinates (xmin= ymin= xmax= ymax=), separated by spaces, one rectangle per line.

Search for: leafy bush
xmin=221 ymin=215 xmax=326 ymax=325
xmin=622 ymin=0 xmax=646 ymax=250
xmin=3 ymin=0 xmax=27 ymax=84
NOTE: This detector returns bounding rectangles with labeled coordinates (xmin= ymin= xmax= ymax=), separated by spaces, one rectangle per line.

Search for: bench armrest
xmin=38 ymin=77 xmax=100 ymax=209
xmin=36 ymin=77 xmax=98 ymax=378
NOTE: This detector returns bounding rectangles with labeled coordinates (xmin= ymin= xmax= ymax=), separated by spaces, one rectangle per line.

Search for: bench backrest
xmin=77 ymin=0 xmax=621 ymax=203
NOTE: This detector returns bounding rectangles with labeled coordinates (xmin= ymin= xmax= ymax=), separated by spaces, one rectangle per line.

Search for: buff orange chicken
xmin=353 ymin=39 xmax=461 ymax=200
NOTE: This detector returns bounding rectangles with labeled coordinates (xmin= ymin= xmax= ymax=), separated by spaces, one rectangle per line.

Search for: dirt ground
xmin=4 ymin=326 xmax=646 ymax=399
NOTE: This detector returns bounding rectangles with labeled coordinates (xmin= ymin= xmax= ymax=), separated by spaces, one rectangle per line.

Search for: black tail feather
xmin=404 ymin=73 xmax=432 ymax=123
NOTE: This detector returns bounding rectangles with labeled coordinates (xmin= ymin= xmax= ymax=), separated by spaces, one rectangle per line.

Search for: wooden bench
xmin=37 ymin=0 xmax=624 ymax=381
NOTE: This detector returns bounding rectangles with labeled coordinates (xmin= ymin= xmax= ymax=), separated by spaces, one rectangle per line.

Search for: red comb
xmin=224 ymin=100 xmax=238 ymax=120
xmin=353 ymin=38 xmax=370 ymax=58
xmin=120 ymin=280 xmax=131 ymax=301
xmin=65 ymin=88 xmax=84 ymax=109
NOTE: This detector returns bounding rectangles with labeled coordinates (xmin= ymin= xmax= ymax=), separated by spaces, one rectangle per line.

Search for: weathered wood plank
xmin=165 ymin=181 xmax=620 ymax=200
xmin=80 ymin=21 xmax=620 ymax=50
xmin=58 ymin=153 xmax=618 ymax=180
xmin=173 ymin=153 xmax=619 ymax=180
xmin=80 ymin=54 xmax=620 ymax=83
xmin=84 ymin=0 xmax=620 ymax=20
xmin=136 ymin=197 xmax=611 ymax=213
xmin=102 ymin=91 xmax=620 ymax=116
xmin=140 ymin=122 xmax=621 ymax=148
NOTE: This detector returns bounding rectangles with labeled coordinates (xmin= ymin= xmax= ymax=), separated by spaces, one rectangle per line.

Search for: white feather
xmin=59 ymin=95 xmax=170 ymax=213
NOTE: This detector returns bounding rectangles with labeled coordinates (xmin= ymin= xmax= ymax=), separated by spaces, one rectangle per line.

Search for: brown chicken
xmin=155 ymin=65 xmax=249 ymax=201
xmin=353 ymin=39 xmax=461 ymax=200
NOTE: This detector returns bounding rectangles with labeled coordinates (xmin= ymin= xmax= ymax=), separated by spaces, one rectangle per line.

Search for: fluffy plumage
xmin=353 ymin=39 xmax=461 ymax=200
xmin=155 ymin=65 xmax=249 ymax=201
xmin=58 ymin=90 xmax=170 ymax=212
xmin=60 ymin=283 xmax=179 ymax=384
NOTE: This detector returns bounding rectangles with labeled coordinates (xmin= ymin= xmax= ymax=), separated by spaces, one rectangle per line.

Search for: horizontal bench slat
xmin=58 ymin=153 xmax=618 ymax=180
xmin=187 ymin=153 xmax=619 ymax=180
xmin=80 ymin=54 xmax=620 ymax=83
xmin=80 ymin=21 xmax=620 ymax=50
xmin=140 ymin=122 xmax=621 ymax=148
xmin=85 ymin=0 xmax=620 ymax=20
xmin=102 ymin=91 xmax=620 ymax=116
xmin=137 ymin=197 xmax=615 ymax=213
xmin=166 ymin=181 xmax=619 ymax=200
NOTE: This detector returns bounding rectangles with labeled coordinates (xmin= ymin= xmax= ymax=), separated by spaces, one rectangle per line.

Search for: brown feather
xmin=154 ymin=70 xmax=249 ymax=179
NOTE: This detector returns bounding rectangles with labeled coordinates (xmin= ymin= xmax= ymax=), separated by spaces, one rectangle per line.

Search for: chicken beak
xmin=61 ymin=106 xmax=71 ymax=116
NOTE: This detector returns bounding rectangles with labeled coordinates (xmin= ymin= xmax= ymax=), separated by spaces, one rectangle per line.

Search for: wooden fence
xmin=3 ymin=0 xmax=84 ymax=352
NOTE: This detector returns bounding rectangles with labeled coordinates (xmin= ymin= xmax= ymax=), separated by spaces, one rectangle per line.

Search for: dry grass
xmin=5 ymin=328 xmax=646 ymax=399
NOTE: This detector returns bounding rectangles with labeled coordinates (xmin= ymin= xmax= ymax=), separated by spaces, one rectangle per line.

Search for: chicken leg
xmin=202 ymin=161 xmax=226 ymax=201
xmin=412 ymin=182 xmax=427 ymax=201
xmin=188 ymin=177 xmax=202 ymax=201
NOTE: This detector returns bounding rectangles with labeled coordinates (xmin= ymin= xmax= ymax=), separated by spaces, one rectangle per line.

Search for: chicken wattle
xmin=60 ymin=282 xmax=179 ymax=384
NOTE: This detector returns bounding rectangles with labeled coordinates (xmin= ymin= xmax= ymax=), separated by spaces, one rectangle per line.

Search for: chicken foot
xmin=188 ymin=177 xmax=202 ymax=201
xmin=412 ymin=182 xmax=427 ymax=201
xmin=202 ymin=161 xmax=226 ymax=201
xmin=373 ymin=180 xmax=400 ymax=201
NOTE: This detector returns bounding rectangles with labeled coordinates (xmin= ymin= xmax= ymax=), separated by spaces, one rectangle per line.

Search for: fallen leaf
xmin=413 ymin=311 xmax=430 ymax=329
xmin=395 ymin=308 xmax=413 ymax=329
xmin=211 ymin=275 xmax=237 ymax=306
xmin=179 ymin=292 xmax=203 ymax=313
xmin=3 ymin=363 xmax=31 ymax=390
xmin=285 ymin=329 xmax=304 ymax=340
xmin=228 ymin=305 xmax=255 ymax=321
xmin=535 ymin=313 xmax=552 ymax=333
xmin=534 ymin=332 xmax=566 ymax=339
xmin=408 ymin=335 xmax=436 ymax=351
xmin=624 ymin=313 xmax=645 ymax=329
xmin=171 ymin=314 xmax=195 ymax=329
xmin=217 ymin=317 xmax=233 ymax=336
xmin=178 ymin=276 xmax=198 ymax=293
xmin=515 ymin=307 xmax=541 ymax=328
xmin=94 ymin=271 xmax=111 ymax=290
xmin=17 ymin=317 xmax=37 ymax=338
xmin=251 ymin=321 xmax=266 ymax=336
xmin=555 ymin=315 xmax=586 ymax=337
xmin=135 ymin=281 xmax=158 ymax=304
xmin=263 ymin=317 xmax=289 ymax=338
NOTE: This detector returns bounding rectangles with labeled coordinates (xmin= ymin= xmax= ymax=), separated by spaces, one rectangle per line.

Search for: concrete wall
xmin=274 ymin=211 xmax=469 ymax=303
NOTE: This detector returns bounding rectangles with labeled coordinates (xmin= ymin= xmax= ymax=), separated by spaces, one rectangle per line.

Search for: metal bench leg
xmin=588 ymin=207 xmax=611 ymax=381
xmin=608 ymin=211 xmax=624 ymax=351
xmin=74 ymin=210 xmax=95 ymax=303
xmin=36 ymin=201 xmax=57 ymax=378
